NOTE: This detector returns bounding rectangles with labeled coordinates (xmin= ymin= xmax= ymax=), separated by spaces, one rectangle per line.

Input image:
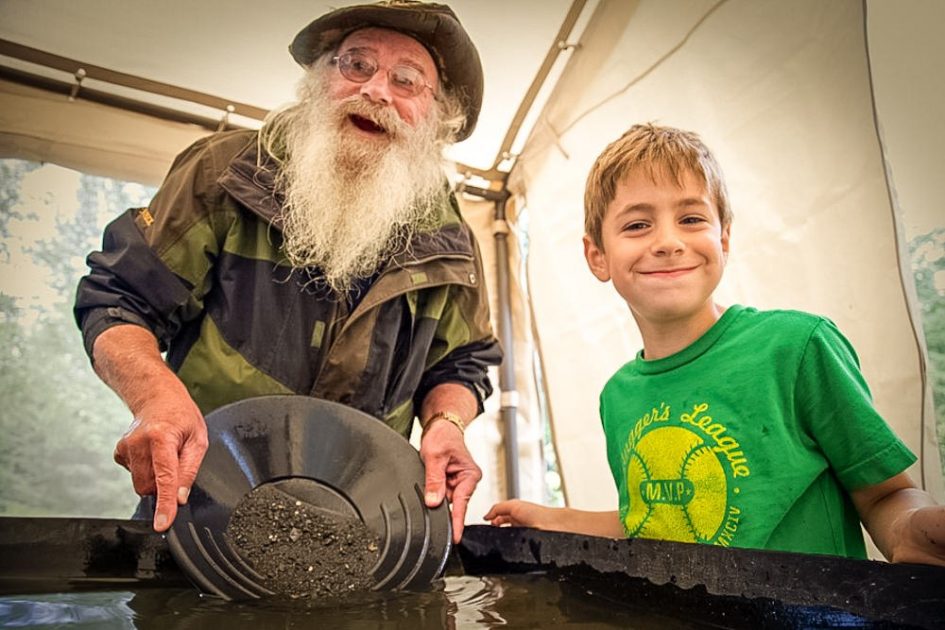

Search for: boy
xmin=485 ymin=124 xmax=945 ymax=565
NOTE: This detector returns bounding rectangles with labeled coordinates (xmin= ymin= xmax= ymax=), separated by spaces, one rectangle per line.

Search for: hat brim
xmin=290 ymin=3 xmax=482 ymax=141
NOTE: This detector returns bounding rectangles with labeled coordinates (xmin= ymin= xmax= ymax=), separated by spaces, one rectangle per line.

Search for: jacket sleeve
xmin=73 ymin=135 xmax=230 ymax=360
xmin=414 ymin=229 xmax=503 ymax=414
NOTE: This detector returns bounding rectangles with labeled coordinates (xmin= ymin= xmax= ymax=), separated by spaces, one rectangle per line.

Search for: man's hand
xmin=420 ymin=419 xmax=482 ymax=544
xmin=418 ymin=383 xmax=480 ymax=543
xmin=92 ymin=324 xmax=209 ymax=533
xmin=114 ymin=394 xmax=208 ymax=532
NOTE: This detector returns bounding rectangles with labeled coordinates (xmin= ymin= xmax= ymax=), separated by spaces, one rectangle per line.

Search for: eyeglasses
xmin=331 ymin=51 xmax=434 ymax=98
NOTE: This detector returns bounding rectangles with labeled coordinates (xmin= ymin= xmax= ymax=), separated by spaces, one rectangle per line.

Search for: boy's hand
xmin=887 ymin=505 xmax=945 ymax=566
xmin=852 ymin=472 xmax=945 ymax=567
xmin=484 ymin=499 xmax=554 ymax=529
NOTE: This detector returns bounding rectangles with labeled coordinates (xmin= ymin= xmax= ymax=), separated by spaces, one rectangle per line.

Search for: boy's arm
xmin=851 ymin=472 xmax=945 ymax=566
xmin=484 ymin=500 xmax=625 ymax=539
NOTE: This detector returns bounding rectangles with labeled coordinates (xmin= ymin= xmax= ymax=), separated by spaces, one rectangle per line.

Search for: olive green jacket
xmin=75 ymin=129 xmax=501 ymax=436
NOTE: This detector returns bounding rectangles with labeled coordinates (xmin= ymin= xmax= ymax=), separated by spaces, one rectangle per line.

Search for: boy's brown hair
xmin=584 ymin=123 xmax=732 ymax=248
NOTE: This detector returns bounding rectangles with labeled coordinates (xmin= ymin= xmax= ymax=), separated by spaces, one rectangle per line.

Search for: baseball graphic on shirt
xmin=623 ymin=425 xmax=727 ymax=543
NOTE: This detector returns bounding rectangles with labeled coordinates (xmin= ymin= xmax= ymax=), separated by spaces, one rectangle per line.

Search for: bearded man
xmin=74 ymin=1 xmax=501 ymax=544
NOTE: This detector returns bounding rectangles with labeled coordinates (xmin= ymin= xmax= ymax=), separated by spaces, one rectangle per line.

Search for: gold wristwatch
xmin=422 ymin=411 xmax=465 ymax=435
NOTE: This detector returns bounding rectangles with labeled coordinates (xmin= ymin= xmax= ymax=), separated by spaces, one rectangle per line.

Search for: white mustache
xmin=336 ymin=96 xmax=410 ymax=139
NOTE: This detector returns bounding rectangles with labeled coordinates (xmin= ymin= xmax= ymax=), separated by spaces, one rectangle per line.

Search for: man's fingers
xmin=420 ymin=431 xmax=482 ymax=542
xmin=423 ymin=455 xmax=448 ymax=508
xmin=151 ymin=484 xmax=178 ymax=532
xmin=176 ymin=435 xmax=208 ymax=505
xmin=113 ymin=444 xmax=128 ymax=469
xmin=448 ymin=474 xmax=479 ymax=543
xmin=126 ymin=448 xmax=156 ymax=496
xmin=451 ymin=493 xmax=471 ymax=543
xmin=113 ymin=419 xmax=142 ymax=469
xmin=151 ymin=441 xmax=180 ymax=532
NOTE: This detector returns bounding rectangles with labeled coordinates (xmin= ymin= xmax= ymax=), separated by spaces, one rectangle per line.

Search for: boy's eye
xmin=622 ymin=221 xmax=648 ymax=232
xmin=680 ymin=215 xmax=706 ymax=225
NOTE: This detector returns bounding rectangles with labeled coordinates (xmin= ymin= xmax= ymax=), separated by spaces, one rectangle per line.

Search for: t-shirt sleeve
xmin=793 ymin=318 xmax=916 ymax=490
xmin=599 ymin=381 xmax=629 ymax=504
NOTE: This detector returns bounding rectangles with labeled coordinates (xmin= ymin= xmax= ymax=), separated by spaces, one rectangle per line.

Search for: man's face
xmin=327 ymin=27 xmax=439 ymax=131
xmin=274 ymin=32 xmax=449 ymax=293
xmin=583 ymin=168 xmax=730 ymax=330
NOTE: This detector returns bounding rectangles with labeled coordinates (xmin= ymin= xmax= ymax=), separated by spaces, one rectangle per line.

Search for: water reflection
xmin=0 ymin=591 xmax=136 ymax=629
xmin=0 ymin=574 xmax=708 ymax=629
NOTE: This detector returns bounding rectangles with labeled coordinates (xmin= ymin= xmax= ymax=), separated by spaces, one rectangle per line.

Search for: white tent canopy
xmin=511 ymin=0 xmax=945 ymax=510
xmin=0 ymin=0 xmax=579 ymax=180
xmin=1 ymin=0 xmax=943 ymax=556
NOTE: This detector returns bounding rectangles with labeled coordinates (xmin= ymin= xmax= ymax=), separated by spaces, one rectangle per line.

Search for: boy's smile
xmin=638 ymin=265 xmax=698 ymax=277
xmin=584 ymin=168 xmax=730 ymax=351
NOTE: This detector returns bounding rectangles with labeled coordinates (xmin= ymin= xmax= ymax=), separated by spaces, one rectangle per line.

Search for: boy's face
xmin=584 ymin=168 xmax=730 ymax=328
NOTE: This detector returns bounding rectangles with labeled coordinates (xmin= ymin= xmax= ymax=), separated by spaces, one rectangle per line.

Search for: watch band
xmin=422 ymin=410 xmax=465 ymax=435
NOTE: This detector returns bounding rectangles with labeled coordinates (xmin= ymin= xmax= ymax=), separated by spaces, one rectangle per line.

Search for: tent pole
xmin=459 ymin=183 xmax=519 ymax=499
xmin=493 ymin=194 xmax=520 ymax=499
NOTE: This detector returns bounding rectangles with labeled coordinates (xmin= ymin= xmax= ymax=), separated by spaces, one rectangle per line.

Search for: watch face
xmin=167 ymin=395 xmax=451 ymax=600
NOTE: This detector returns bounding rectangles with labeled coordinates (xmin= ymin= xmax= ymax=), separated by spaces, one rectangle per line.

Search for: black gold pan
xmin=166 ymin=395 xmax=451 ymax=600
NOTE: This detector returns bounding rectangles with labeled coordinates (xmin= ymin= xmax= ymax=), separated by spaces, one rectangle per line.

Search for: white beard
xmin=269 ymin=70 xmax=449 ymax=294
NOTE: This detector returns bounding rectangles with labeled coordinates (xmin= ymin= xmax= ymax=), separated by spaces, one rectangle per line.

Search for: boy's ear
xmin=721 ymin=223 xmax=731 ymax=261
xmin=583 ymin=234 xmax=611 ymax=282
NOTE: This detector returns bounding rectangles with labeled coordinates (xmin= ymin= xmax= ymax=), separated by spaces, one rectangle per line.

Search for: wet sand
xmin=225 ymin=483 xmax=379 ymax=599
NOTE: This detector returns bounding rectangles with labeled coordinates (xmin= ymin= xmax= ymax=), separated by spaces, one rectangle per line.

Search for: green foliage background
xmin=909 ymin=228 xmax=945 ymax=474
xmin=0 ymin=160 xmax=152 ymax=518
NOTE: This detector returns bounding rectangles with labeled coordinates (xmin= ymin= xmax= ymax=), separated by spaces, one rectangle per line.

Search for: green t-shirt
xmin=600 ymin=305 xmax=916 ymax=558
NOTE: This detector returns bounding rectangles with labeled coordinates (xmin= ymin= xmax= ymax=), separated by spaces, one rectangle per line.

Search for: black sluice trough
xmin=1 ymin=517 xmax=943 ymax=629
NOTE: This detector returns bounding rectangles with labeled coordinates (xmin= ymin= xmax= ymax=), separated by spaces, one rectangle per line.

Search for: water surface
xmin=0 ymin=573 xmax=712 ymax=629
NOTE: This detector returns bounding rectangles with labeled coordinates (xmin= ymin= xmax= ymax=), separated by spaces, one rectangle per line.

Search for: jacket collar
xmin=218 ymin=136 xmax=284 ymax=227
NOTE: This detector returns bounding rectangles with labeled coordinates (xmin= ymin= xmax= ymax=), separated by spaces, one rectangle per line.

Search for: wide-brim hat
xmin=290 ymin=1 xmax=483 ymax=141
